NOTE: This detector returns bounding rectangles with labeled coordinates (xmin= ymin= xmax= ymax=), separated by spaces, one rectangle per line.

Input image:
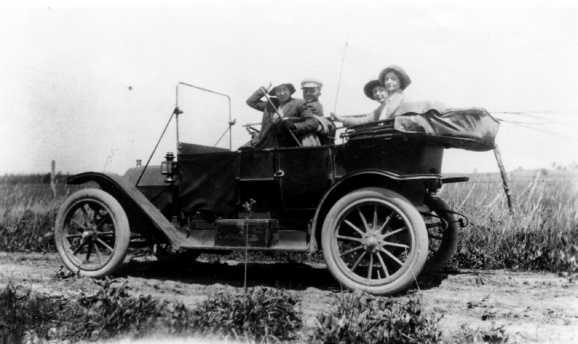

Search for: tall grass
xmin=0 ymin=184 xmax=66 ymax=252
xmin=1 ymin=171 xmax=577 ymax=274
xmin=440 ymin=170 xmax=578 ymax=273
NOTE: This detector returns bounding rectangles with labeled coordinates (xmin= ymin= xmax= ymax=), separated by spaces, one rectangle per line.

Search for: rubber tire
xmin=54 ymin=189 xmax=130 ymax=278
xmin=321 ymin=187 xmax=429 ymax=295
xmin=422 ymin=195 xmax=459 ymax=273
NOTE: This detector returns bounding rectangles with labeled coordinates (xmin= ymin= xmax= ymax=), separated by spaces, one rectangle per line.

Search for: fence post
xmin=51 ymin=160 xmax=57 ymax=198
xmin=493 ymin=145 xmax=514 ymax=213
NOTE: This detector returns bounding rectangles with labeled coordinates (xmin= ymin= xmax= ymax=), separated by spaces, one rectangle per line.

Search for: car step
xmin=174 ymin=219 xmax=309 ymax=252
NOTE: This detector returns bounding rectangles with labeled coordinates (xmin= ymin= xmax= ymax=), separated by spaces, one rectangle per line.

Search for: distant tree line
xmin=0 ymin=173 xmax=71 ymax=185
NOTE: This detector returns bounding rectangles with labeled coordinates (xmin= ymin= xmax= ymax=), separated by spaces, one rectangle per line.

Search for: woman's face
xmin=372 ymin=86 xmax=388 ymax=103
xmin=383 ymin=71 xmax=401 ymax=92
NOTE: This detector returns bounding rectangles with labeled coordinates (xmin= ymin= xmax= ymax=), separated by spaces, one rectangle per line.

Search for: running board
xmin=173 ymin=219 xmax=309 ymax=252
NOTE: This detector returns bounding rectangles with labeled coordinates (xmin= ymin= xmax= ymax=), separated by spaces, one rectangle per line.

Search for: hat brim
xmin=378 ymin=65 xmax=412 ymax=90
xmin=363 ymin=80 xmax=384 ymax=100
xmin=269 ymin=83 xmax=296 ymax=95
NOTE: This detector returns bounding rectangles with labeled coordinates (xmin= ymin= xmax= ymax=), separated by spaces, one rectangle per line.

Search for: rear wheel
xmin=422 ymin=195 xmax=459 ymax=273
xmin=54 ymin=189 xmax=130 ymax=278
xmin=321 ymin=188 xmax=428 ymax=295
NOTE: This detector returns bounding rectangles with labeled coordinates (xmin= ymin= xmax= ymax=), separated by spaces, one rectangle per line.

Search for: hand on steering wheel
xmin=282 ymin=120 xmax=296 ymax=132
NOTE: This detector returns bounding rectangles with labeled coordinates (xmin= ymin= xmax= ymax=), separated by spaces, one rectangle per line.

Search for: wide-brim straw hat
xmin=378 ymin=65 xmax=412 ymax=90
xmin=363 ymin=80 xmax=384 ymax=100
xmin=268 ymin=83 xmax=296 ymax=96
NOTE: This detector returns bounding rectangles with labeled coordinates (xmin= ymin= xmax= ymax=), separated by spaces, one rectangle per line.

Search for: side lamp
xmin=161 ymin=152 xmax=177 ymax=184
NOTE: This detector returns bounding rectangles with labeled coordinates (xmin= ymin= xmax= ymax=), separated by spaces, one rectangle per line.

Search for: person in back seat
xmin=301 ymin=78 xmax=324 ymax=116
xmin=330 ymin=80 xmax=389 ymax=126
xmin=331 ymin=65 xmax=412 ymax=127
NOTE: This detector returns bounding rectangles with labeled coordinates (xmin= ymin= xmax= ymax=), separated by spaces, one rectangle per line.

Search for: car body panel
xmin=67 ymin=172 xmax=187 ymax=248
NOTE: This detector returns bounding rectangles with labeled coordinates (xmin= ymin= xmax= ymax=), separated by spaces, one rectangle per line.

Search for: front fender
xmin=67 ymin=172 xmax=185 ymax=248
xmin=309 ymin=169 xmax=441 ymax=252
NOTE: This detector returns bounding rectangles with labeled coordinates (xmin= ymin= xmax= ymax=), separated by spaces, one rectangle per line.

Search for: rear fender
xmin=67 ymin=172 xmax=183 ymax=248
xmin=309 ymin=169 xmax=441 ymax=252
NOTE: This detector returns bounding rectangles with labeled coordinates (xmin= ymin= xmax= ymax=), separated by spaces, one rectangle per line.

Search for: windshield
xmin=176 ymin=83 xmax=232 ymax=150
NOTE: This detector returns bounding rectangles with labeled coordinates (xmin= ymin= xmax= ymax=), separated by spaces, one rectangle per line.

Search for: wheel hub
xmin=82 ymin=230 xmax=98 ymax=241
xmin=362 ymin=229 xmax=383 ymax=253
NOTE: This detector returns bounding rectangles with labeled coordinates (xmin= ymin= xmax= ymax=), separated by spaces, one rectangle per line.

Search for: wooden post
xmin=493 ymin=144 xmax=514 ymax=213
xmin=50 ymin=160 xmax=57 ymax=198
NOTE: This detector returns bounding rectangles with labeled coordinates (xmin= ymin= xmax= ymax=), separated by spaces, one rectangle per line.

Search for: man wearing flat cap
xmin=246 ymin=83 xmax=320 ymax=147
xmin=301 ymin=78 xmax=324 ymax=116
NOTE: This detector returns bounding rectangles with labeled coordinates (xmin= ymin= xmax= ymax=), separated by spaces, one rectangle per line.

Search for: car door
xmin=238 ymin=149 xmax=282 ymax=216
xmin=276 ymin=146 xmax=332 ymax=210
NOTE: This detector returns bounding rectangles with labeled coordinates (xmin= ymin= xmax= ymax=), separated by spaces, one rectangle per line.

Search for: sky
xmin=1 ymin=0 xmax=578 ymax=176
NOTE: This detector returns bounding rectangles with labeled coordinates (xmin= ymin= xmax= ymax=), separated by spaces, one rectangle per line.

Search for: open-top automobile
xmin=54 ymin=83 xmax=499 ymax=295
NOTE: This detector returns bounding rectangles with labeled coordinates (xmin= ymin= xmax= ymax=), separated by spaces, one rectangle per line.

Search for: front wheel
xmin=321 ymin=188 xmax=428 ymax=295
xmin=54 ymin=189 xmax=130 ymax=278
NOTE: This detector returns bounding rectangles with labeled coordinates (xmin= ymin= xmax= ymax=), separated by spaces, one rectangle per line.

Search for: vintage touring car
xmin=54 ymin=83 xmax=499 ymax=295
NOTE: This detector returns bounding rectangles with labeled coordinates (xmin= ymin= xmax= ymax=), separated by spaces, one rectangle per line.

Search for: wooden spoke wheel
xmin=322 ymin=187 xmax=428 ymax=295
xmin=422 ymin=195 xmax=459 ymax=273
xmin=55 ymin=189 xmax=130 ymax=278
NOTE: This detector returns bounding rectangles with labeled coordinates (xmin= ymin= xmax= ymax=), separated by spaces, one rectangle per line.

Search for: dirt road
xmin=1 ymin=252 xmax=577 ymax=343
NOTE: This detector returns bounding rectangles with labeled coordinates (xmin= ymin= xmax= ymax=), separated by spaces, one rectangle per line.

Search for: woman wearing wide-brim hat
xmin=377 ymin=64 xmax=412 ymax=115
xmin=331 ymin=65 xmax=412 ymax=126
xmin=331 ymin=79 xmax=392 ymax=127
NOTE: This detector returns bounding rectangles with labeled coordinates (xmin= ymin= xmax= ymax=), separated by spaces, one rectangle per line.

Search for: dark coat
xmin=307 ymin=100 xmax=324 ymax=117
xmin=246 ymin=88 xmax=319 ymax=135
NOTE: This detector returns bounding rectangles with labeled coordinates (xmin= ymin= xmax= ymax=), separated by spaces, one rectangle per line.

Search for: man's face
xmin=302 ymin=87 xmax=321 ymax=103
xmin=275 ymin=86 xmax=292 ymax=103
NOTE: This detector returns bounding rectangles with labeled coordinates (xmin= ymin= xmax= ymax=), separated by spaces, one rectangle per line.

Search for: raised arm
xmin=246 ymin=87 xmax=268 ymax=112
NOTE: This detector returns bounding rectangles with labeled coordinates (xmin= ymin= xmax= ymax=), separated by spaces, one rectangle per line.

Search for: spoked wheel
xmin=153 ymin=243 xmax=201 ymax=263
xmin=422 ymin=195 xmax=459 ymax=273
xmin=54 ymin=189 xmax=130 ymax=278
xmin=322 ymin=187 xmax=428 ymax=295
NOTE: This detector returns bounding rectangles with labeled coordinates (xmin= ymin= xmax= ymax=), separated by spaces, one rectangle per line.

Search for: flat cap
xmin=301 ymin=78 xmax=323 ymax=88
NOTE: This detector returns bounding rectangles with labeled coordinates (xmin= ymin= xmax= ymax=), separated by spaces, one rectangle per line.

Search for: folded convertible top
xmin=392 ymin=101 xmax=500 ymax=152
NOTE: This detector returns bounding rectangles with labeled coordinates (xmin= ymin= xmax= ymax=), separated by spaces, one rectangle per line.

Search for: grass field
xmin=440 ymin=169 xmax=578 ymax=273
xmin=1 ymin=170 xmax=576 ymax=343
xmin=1 ymin=170 xmax=577 ymax=274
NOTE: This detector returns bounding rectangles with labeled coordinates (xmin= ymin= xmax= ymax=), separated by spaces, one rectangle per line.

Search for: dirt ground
xmin=1 ymin=252 xmax=577 ymax=344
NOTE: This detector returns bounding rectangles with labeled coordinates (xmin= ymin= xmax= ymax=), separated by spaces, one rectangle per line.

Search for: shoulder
xmin=395 ymin=91 xmax=410 ymax=102
xmin=309 ymin=101 xmax=324 ymax=115
xmin=400 ymin=94 xmax=411 ymax=103
xmin=293 ymin=98 xmax=307 ymax=107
